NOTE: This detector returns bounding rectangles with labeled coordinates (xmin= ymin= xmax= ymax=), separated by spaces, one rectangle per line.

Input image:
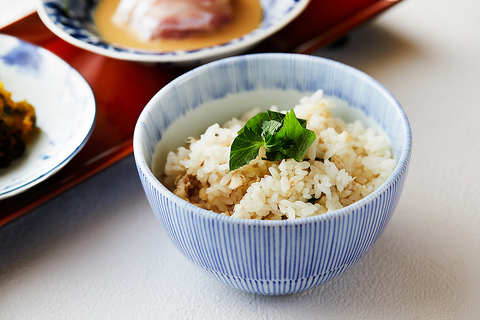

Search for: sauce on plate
xmin=95 ymin=0 xmax=262 ymax=52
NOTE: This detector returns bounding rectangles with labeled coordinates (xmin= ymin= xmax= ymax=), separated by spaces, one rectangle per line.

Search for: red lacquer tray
xmin=0 ymin=0 xmax=401 ymax=226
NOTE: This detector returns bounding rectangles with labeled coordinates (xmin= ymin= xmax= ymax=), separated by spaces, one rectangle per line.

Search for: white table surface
xmin=1 ymin=1 xmax=479 ymax=319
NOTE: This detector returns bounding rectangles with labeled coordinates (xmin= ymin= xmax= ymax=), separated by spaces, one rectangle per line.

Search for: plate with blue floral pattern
xmin=36 ymin=0 xmax=310 ymax=64
xmin=0 ymin=34 xmax=96 ymax=199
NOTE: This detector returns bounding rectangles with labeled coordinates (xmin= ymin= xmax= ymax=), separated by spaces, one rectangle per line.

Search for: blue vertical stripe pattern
xmin=133 ymin=53 xmax=412 ymax=295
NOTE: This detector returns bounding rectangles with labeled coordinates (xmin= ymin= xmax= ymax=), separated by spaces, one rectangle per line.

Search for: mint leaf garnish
xmin=228 ymin=126 xmax=265 ymax=172
xmin=275 ymin=110 xmax=316 ymax=162
xmin=229 ymin=109 xmax=316 ymax=171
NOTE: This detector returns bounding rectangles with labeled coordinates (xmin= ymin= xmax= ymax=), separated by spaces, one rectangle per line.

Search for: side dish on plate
xmin=112 ymin=0 xmax=234 ymax=40
xmin=37 ymin=0 xmax=310 ymax=63
xmin=95 ymin=0 xmax=261 ymax=52
xmin=0 ymin=33 xmax=96 ymax=200
xmin=163 ymin=90 xmax=395 ymax=220
xmin=0 ymin=82 xmax=38 ymax=168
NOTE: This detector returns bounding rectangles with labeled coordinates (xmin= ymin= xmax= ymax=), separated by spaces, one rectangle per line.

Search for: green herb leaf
xmin=229 ymin=109 xmax=316 ymax=171
xmin=275 ymin=110 xmax=317 ymax=162
xmin=229 ymin=126 xmax=265 ymax=172
xmin=261 ymin=120 xmax=282 ymax=140
xmin=266 ymin=109 xmax=285 ymax=122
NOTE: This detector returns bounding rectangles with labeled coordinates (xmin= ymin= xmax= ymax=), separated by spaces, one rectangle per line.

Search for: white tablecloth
xmin=1 ymin=1 xmax=479 ymax=318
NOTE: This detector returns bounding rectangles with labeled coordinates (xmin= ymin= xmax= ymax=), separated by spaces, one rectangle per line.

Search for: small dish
xmin=36 ymin=0 xmax=310 ymax=64
xmin=0 ymin=33 xmax=96 ymax=199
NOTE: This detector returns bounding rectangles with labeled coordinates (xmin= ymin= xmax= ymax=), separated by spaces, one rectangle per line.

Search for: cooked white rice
xmin=164 ymin=90 xmax=396 ymax=220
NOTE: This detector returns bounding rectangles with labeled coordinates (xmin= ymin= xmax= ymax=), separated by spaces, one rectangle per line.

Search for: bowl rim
xmin=133 ymin=53 xmax=412 ymax=226
xmin=36 ymin=0 xmax=311 ymax=63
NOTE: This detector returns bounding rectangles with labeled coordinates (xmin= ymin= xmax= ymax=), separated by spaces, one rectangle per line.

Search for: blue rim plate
xmin=36 ymin=0 xmax=310 ymax=64
xmin=0 ymin=33 xmax=96 ymax=199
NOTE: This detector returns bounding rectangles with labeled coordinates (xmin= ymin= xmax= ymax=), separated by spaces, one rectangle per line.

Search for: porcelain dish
xmin=36 ymin=0 xmax=310 ymax=64
xmin=0 ymin=34 xmax=96 ymax=200
xmin=133 ymin=53 xmax=412 ymax=295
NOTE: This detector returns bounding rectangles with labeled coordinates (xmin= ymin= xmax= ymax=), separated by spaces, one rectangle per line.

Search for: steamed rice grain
xmin=164 ymin=90 xmax=395 ymax=220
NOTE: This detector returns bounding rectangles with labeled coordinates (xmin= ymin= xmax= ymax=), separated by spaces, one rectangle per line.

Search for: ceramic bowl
xmin=0 ymin=34 xmax=96 ymax=199
xmin=36 ymin=0 xmax=310 ymax=65
xmin=133 ymin=53 xmax=412 ymax=295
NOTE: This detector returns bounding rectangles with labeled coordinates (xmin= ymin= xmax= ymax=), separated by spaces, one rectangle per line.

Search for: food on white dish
xmin=163 ymin=90 xmax=396 ymax=220
xmin=0 ymin=82 xmax=38 ymax=168
xmin=95 ymin=0 xmax=262 ymax=52
xmin=113 ymin=0 xmax=233 ymax=40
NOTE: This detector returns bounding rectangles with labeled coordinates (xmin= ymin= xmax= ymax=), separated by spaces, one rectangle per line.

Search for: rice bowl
xmin=133 ymin=53 xmax=412 ymax=295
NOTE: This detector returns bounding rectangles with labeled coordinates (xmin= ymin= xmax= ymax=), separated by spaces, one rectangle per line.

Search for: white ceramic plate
xmin=36 ymin=0 xmax=310 ymax=64
xmin=0 ymin=34 xmax=96 ymax=199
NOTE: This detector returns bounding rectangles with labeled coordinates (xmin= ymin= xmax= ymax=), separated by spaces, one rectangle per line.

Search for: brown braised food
xmin=0 ymin=82 xmax=37 ymax=168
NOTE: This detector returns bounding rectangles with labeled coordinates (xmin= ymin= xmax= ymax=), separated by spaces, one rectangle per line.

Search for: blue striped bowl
xmin=133 ymin=53 xmax=412 ymax=295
